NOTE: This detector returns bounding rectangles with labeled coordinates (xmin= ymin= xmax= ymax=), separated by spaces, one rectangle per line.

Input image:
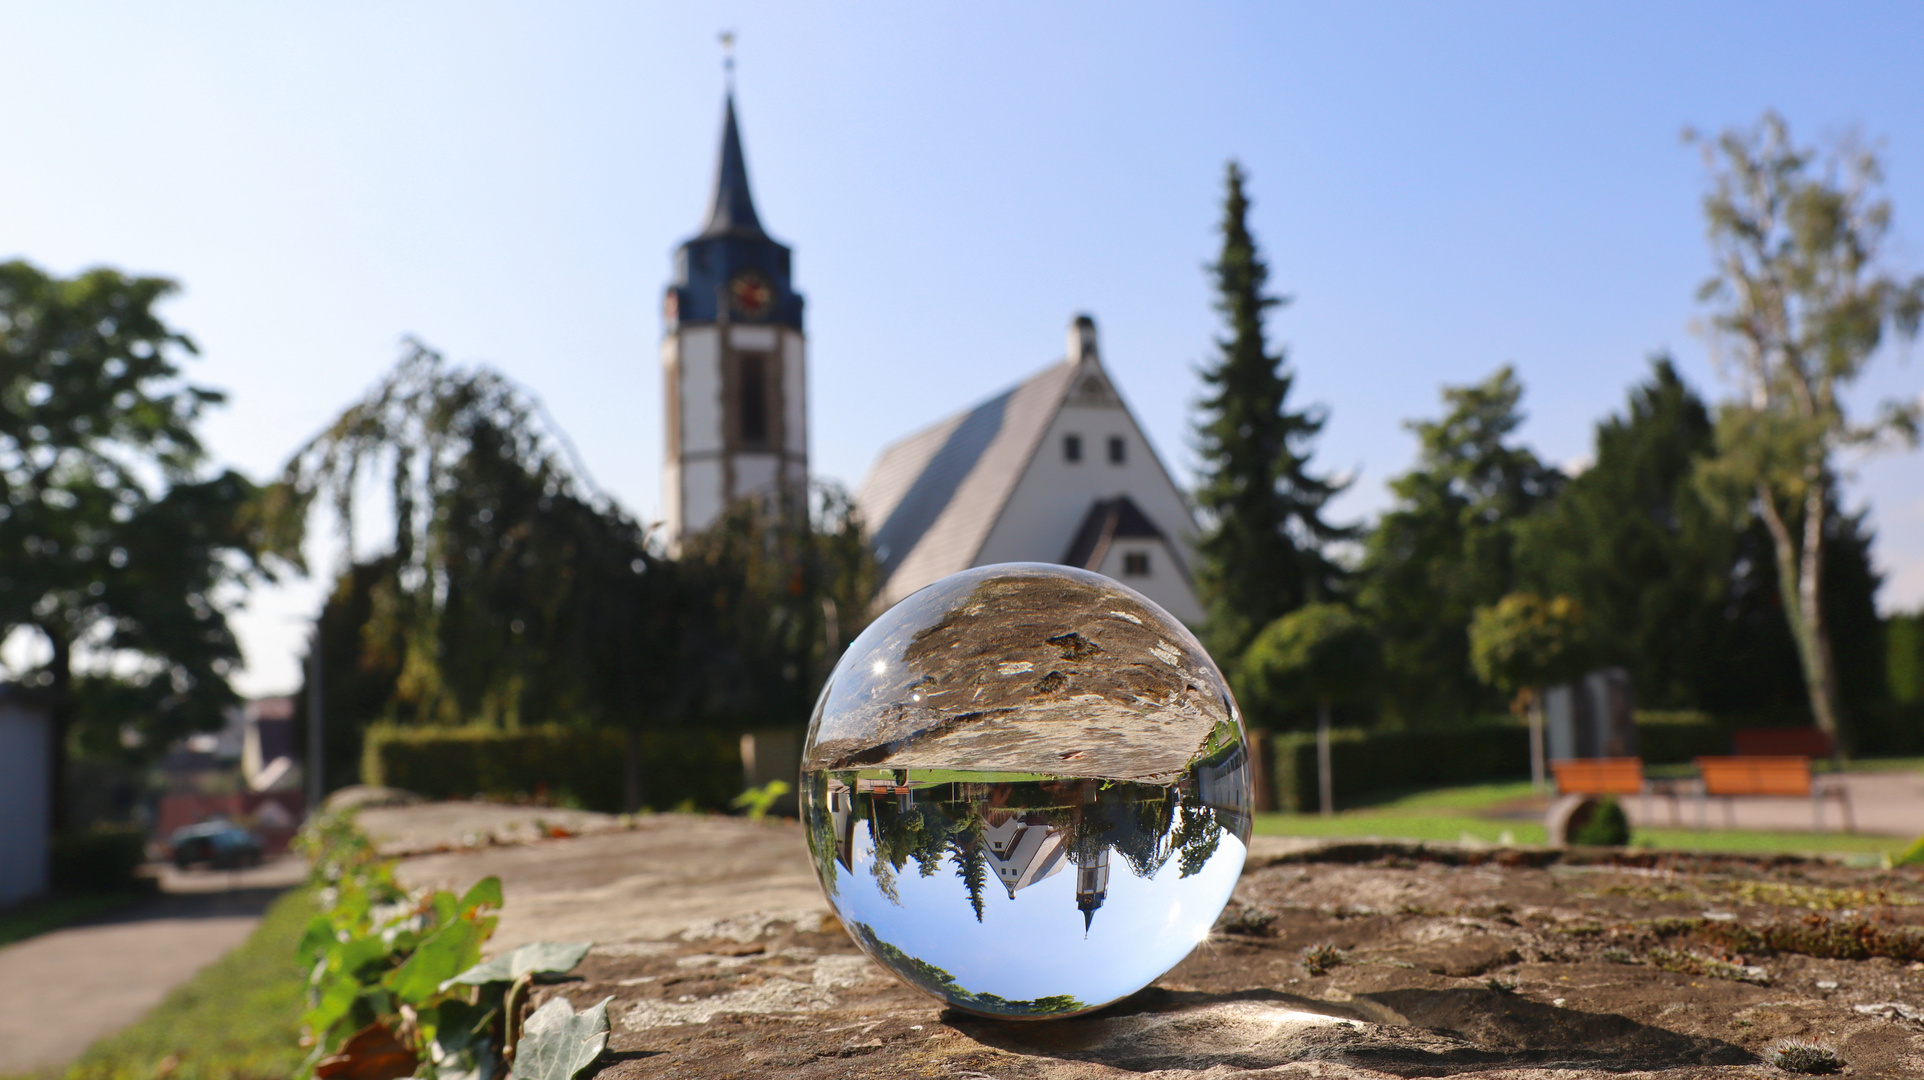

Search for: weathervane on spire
xmin=720 ymin=30 xmax=736 ymax=87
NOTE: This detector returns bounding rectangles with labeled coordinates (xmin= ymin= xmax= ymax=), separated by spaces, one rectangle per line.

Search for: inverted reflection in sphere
xmin=802 ymin=563 xmax=1252 ymax=1019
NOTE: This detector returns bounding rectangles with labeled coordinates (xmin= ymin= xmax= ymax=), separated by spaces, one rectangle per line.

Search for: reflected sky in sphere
xmin=802 ymin=563 xmax=1253 ymax=1019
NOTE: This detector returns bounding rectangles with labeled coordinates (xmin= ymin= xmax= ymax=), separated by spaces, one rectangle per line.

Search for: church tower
xmin=661 ymin=93 xmax=806 ymax=549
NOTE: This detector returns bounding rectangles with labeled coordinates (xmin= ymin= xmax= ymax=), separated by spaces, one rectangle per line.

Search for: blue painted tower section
xmin=665 ymin=95 xmax=804 ymax=331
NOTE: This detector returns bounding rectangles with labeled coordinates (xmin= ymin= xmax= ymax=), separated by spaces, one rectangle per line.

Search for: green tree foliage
xmin=672 ymin=484 xmax=877 ymax=731
xmin=0 ymin=260 xmax=266 ymax=825
xmin=272 ymin=342 xmax=675 ymax=796
xmin=1359 ymin=367 xmax=1560 ymax=723
xmin=277 ymin=342 xmax=874 ymax=798
xmin=1469 ymin=593 xmax=1590 ymax=708
xmin=1235 ymin=602 xmax=1382 ymax=730
xmin=1512 ymin=356 xmax=1886 ymax=728
xmin=1892 ymin=611 xmax=1924 ymax=707
xmin=299 ymin=345 xmax=660 ymax=731
xmin=1193 ymin=161 xmax=1353 ymax=665
xmin=1689 ymin=112 xmax=1924 ymax=750
xmin=1515 ymin=359 xmax=1724 ymax=708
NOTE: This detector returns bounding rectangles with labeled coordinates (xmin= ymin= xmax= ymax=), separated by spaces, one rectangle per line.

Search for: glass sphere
xmin=802 ymin=563 xmax=1252 ymax=1019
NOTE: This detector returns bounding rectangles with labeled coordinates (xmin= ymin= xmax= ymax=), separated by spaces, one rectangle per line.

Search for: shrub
xmin=1570 ymin=796 xmax=1630 ymax=846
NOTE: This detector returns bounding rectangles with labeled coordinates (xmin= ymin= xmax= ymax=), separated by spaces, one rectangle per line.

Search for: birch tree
xmin=1690 ymin=113 xmax=1924 ymax=749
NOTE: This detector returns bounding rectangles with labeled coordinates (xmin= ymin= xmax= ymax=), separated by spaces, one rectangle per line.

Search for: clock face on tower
xmin=728 ymin=272 xmax=774 ymax=319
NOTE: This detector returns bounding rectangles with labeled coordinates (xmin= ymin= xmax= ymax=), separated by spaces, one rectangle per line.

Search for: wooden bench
xmin=1551 ymin=758 xmax=1684 ymax=826
xmin=1693 ymin=755 xmax=1854 ymax=832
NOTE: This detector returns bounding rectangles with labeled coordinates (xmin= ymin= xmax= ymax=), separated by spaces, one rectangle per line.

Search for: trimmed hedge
xmin=51 ymin=826 xmax=150 ymax=892
xmin=362 ymin=724 xmax=744 ymax=813
xmin=1269 ymin=723 xmax=1530 ymax=813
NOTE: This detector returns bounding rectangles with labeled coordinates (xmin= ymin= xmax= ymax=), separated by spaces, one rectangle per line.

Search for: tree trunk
xmin=1756 ymin=480 xmax=1847 ymax=754
xmin=1316 ymin=700 xmax=1334 ymax=817
xmin=40 ymin=624 xmax=72 ymax=833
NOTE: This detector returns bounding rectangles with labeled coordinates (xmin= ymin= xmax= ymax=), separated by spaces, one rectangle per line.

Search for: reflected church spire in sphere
xmin=801 ymin=564 xmax=1253 ymax=1019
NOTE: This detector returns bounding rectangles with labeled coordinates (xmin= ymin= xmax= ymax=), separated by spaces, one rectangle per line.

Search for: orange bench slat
xmin=1695 ymin=755 xmax=1812 ymax=797
xmin=1551 ymin=757 xmax=1644 ymax=796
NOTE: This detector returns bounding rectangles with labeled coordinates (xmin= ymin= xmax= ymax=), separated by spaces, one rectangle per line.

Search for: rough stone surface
xmin=386 ymin=807 xmax=1924 ymax=1078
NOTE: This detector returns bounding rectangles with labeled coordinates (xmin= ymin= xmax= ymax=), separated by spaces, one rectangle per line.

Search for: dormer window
xmin=1122 ymin=551 xmax=1151 ymax=577
xmin=1063 ymin=434 xmax=1082 ymax=463
xmin=1108 ymin=436 xmax=1125 ymax=464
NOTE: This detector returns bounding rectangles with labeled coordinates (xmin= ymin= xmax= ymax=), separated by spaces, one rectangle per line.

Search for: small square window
xmin=1063 ymin=434 xmax=1082 ymax=462
xmin=1122 ymin=551 xmax=1151 ymax=577
xmin=1107 ymin=436 xmax=1126 ymax=464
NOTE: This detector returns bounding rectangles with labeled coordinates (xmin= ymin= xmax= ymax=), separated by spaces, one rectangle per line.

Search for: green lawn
xmin=1251 ymin=810 xmax=1908 ymax=857
xmin=42 ymin=888 xmax=313 ymax=1080
xmin=1254 ymin=771 xmax=1918 ymax=859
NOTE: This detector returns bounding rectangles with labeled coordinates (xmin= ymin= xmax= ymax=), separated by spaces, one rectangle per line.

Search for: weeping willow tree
xmin=269 ymin=340 xmax=876 ymax=801
xmin=266 ymin=341 xmax=674 ymax=800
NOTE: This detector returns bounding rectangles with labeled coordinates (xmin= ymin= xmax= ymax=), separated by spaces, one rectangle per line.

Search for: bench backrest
xmin=1732 ymin=728 xmax=1835 ymax=758
xmin=1551 ymin=757 xmax=1644 ymax=796
xmin=1696 ymin=755 xmax=1812 ymax=797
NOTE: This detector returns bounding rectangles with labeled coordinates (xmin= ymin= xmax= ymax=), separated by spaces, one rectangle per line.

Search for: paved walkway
xmin=1482 ymin=769 xmax=1924 ymax=837
xmin=0 ymin=857 xmax=305 ymax=1077
xmin=1617 ymin=769 xmax=1924 ymax=836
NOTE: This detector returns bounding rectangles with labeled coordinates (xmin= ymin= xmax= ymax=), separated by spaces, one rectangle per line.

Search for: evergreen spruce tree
xmin=1194 ymin=162 xmax=1353 ymax=667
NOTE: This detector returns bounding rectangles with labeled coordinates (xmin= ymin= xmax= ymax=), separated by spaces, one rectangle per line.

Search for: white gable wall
xmin=973 ymin=388 xmax=1203 ymax=626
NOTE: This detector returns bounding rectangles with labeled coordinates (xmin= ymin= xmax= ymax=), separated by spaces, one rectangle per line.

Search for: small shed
xmin=0 ymin=686 xmax=52 ymax=906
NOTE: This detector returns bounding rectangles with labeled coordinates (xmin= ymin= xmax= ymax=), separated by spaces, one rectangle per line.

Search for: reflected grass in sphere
xmin=802 ymin=563 xmax=1252 ymax=1019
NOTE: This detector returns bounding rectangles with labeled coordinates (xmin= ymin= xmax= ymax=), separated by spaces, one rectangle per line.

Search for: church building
xmin=856 ymin=317 xmax=1205 ymax=625
xmin=659 ymin=94 xmax=808 ymax=549
xmin=662 ymin=95 xmax=1202 ymax=625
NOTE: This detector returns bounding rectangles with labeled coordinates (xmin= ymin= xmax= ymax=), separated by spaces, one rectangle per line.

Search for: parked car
xmin=169 ymin=822 xmax=264 ymax=870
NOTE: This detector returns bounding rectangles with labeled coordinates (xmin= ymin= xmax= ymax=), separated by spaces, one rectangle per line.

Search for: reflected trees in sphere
xmin=802 ymin=563 xmax=1253 ymax=1019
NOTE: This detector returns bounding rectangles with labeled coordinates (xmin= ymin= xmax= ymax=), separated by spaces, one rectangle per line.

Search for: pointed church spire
xmin=701 ymin=95 xmax=767 ymax=239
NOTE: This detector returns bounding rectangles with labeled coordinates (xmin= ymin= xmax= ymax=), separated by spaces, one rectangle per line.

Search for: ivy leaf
xmin=441 ymin=941 xmax=593 ymax=992
xmin=459 ymin=876 xmax=505 ymax=912
xmin=507 ymin=996 xmax=613 ymax=1080
xmin=386 ymin=915 xmax=491 ymax=1005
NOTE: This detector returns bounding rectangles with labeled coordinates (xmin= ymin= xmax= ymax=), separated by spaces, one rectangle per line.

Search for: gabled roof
xmin=1060 ymin=496 xmax=1166 ymax=570
xmin=700 ymin=94 xmax=766 ymax=240
xmin=857 ymin=359 xmax=1081 ymax=603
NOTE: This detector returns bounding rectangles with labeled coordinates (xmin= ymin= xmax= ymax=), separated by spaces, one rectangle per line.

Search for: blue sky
xmin=4 ymin=4 xmax=1921 ymax=695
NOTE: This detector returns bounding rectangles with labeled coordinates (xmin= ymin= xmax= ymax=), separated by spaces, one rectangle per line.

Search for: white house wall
xmin=1091 ymin=538 xmax=1205 ymax=625
xmin=782 ymin=330 xmax=807 ymax=460
xmin=681 ymin=458 xmax=725 ymax=535
xmin=973 ymin=396 xmax=1203 ymax=623
xmin=733 ymin=454 xmax=780 ymax=495
xmin=677 ymin=327 xmax=723 ymax=456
